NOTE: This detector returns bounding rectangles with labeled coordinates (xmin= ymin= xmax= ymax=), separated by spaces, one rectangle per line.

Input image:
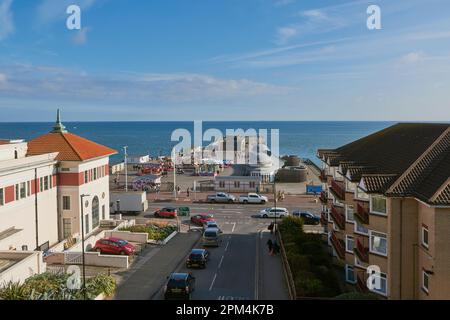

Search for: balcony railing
xmin=320 ymin=170 xmax=328 ymax=182
xmin=330 ymin=205 xmax=346 ymax=230
xmin=330 ymin=180 xmax=346 ymax=200
xmin=355 ymin=203 xmax=370 ymax=224
xmin=320 ymin=211 xmax=328 ymax=225
xmin=356 ymin=272 xmax=369 ymax=293
xmin=330 ymin=232 xmax=346 ymax=259
xmin=354 ymin=238 xmax=369 ymax=263
xmin=319 ymin=191 xmax=328 ymax=204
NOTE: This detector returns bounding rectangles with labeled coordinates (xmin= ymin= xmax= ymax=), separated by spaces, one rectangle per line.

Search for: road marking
xmin=225 ymin=241 xmax=230 ymax=252
xmin=231 ymin=223 xmax=236 ymax=233
xmin=209 ymin=273 xmax=217 ymax=291
xmin=218 ymin=255 xmax=224 ymax=269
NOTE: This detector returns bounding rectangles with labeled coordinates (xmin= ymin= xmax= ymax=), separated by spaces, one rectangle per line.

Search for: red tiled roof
xmin=27 ymin=132 xmax=117 ymax=161
xmin=0 ymin=140 xmax=11 ymax=145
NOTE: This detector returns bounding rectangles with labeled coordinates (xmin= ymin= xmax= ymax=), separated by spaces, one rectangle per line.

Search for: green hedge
xmin=279 ymin=216 xmax=341 ymax=298
xmin=0 ymin=272 xmax=116 ymax=300
xmin=120 ymin=224 xmax=177 ymax=241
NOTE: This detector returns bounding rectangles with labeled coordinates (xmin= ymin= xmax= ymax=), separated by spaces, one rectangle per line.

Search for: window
xmin=370 ymin=231 xmax=388 ymax=256
xmin=356 ymin=187 xmax=369 ymax=200
xmin=85 ymin=214 xmax=90 ymax=234
xmin=0 ymin=188 xmax=4 ymax=206
xmin=346 ymin=205 xmax=355 ymax=223
xmin=102 ymin=205 xmax=106 ymax=220
xmin=15 ymin=184 xmax=19 ymax=200
xmin=40 ymin=178 xmax=43 ymax=192
xmin=63 ymin=218 xmax=72 ymax=239
xmin=94 ymin=168 xmax=97 ymax=180
xmin=354 ymin=221 xmax=369 ymax=235
xmin=422 ymin=270 xmax=429 ymax=293
xmin=249 ymin=181 xmax=256 ymax=189
xmin=27 ymin=181 xmax=31 ymax=197
xmin=44 ymin=176 xmax=49 ymax=190
xmin=346 ymin=180 xmax=356 ymax=192
xmin=49 ymin=175 xmax=52 ymax=188
xmin=421 ymin=225 xmax=429 ymax=249
xmin=84 ymin=171 xmax=88 ymax=184
xmin=92 ymin=196 xmax=100 ymax=229
xmin=369 ymin=272 xmax=387 ymax=296
xmin=345 ymin=265 xmax=356 ymax=284
xmin=219 ymin=181 xmax=225 ymax=188
xmin=371 ymin=195 xmax=387 ymax=215
xmin=63 ymin=196 xmax=71 ymax=210
xmin=234 ymin=181 xmax=240 ymax=188
xmin=20 ymin=182 xmax=26 ymax=199
xmin=345 ymin=235 xmax=354 ymax=253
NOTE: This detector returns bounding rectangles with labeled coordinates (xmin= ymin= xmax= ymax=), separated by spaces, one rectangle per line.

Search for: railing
xmin=320 ymin=170 xmax=328 ymax=182
xmin=330 ymin=232 xmax=346 ymax=259
xmin=354 ymin=238 xmax=369 ymax=262
xmin=355 ymin=203 xmax=370 ymax=224
xmin=330 ymin=205 xmax=346 ymax=230
xmin=277 ymin=231 xmax=297 ymax=300
xmin=319 ymin=191 xmax=328 ymax=203
xmin=330 ymin=180 xmax=346 ymax=200
xmin=64 ymin=252 xmax=83 ymax=265
xmin=320 ymin=211 xmax=328 ymax=225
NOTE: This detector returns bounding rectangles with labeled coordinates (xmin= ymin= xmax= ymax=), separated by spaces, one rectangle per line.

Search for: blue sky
xmin=0 ymin=0 xmax=450 ymax=121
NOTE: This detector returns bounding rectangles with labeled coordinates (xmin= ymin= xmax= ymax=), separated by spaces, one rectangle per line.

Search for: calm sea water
xmin=0 ymin=121 xmax=394 ymax=165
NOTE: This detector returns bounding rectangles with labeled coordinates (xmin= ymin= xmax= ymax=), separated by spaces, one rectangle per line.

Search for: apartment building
xmin=318 ymin=123 xmax=450 ymax=300
xmin=0 ymin=111 xmax=117 ymax=252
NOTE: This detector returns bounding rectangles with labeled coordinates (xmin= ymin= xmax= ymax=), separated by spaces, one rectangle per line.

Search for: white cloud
xmin=0 ymin=0 xmax=14 ymax=41
xmin=275 ymin=27 xmax=298 ymax=45
xmin=399 ymin=52 xmax=425 ymax=64
xmin=0 ymin=72 xmax=7 ymax=83
xmin=273 ymin=0 xmax=295 ymax=7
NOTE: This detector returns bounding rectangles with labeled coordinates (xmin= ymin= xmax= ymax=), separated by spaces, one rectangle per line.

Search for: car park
xmin=186 ymin=249 xmax=210 ymax=269
xmin=258 ymin=207 xmax=289 ymax=218
xmin=164 ymin=273 xmax=196 ymax=300
xmin=191 ymin=213 xmax=214 ymax=226
xmin=154 ymin=207 xmax=177 ymax=218
xmin=93 ymin=237 xmax=136 ymax=255
xmin=292 ymin=210 xmax=321 ymax=225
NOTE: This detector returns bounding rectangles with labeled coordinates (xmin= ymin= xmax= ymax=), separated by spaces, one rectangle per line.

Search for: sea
xmin=0 ymin=121 xmax=394 ymax=166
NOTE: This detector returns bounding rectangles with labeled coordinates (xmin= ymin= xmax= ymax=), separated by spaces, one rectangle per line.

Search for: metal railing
xmin=330 ymin=205 xmax=346 ymax=230
xmin=355 ymin=203 xmax=370 ymax=224
xmin=277 ymin=231 xmax=297 ymax=300
xmin=330 ymin=180 xmax=346 ymax=200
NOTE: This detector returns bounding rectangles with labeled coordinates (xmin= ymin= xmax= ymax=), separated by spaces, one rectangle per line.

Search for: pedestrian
xmin=272 ymin=240 xmax=280 ymax=255
xmin=268 ymin=222 xmax=274 ymax=234
xmin=266 ymin=239 xmax=273 ymax=254
xmin=187 ymin=187 xmax=190 ymax=198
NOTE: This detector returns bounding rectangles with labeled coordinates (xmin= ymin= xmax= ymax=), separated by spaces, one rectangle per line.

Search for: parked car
xmin=164 ymin=273 xmax=196 ymax=300
xmin=191 ymin=213 xmax=214 ymax=226
xmin=258 ymin=207 xmax=289 ymax=218
xmin=292 ymin=210 xmax=321 ymax=225
xmin=203 ymin=221 xmax=222 ymax=233
xmin=206 ymin=192 xmax=236 ymax=203
xmin=93 ymin=237 xmax=135 ymax=256
xmin=154 ymin=207 xmax=177 ymax=218
xmin=239 ymin=193 xmax=268 ymax=204
xmin=202 ymin=227 xmax=222 ymax=247
xmin=186 ymin=249 xmax=210 ymax=269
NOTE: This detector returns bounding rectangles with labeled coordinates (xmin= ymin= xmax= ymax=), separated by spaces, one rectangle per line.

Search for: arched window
xmin=14 ymin=150 xmax=18 ymax=159
xmin=92 ymin=196 xmax=100 ymax=228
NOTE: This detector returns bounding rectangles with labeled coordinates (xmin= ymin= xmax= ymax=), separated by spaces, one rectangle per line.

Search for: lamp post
xmin=273 ymin=179 xmax=277 ymax=234
xmin=172 ymin=149 xmax=177 ymax=200
xmin=123 ymin=146 xmax=128 ymax=192
xmin=80 ymin=194 xmax=90 ymax=300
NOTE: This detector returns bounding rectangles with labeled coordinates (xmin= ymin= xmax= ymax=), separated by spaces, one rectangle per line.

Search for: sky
xmin=0 ymin=0 xmax=450 ymax=121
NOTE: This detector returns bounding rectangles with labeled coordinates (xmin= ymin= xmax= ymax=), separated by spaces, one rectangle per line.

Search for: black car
xmin=164 ymin=273 xmax=196 ymax=300
xmin=292 ymin=211 xmax=321 ymax=225
xmin=186 ymin=249 xmax=209 ymax=269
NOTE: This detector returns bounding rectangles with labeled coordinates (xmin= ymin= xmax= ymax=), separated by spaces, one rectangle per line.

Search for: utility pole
xmin=172 ymin=149 xmax=177 ymax=200
xmin=123 ymin=146 xmax=128 ymax=192
xmin=80 ymin=194 xmax=90 ymax=300
xmin=273 ymin=179 xmax=277 ymax=234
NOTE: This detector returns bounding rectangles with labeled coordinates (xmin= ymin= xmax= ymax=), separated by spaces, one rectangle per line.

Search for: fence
xmin=277 ymin=230 xmax=296 ymax=300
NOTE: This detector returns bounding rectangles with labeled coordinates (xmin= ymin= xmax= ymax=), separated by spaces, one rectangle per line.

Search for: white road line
xmin=218 ymin=255 xmax=224 ymax=269
xmin=209 ymin=273 xmax=217 ymax=291
xmin=225 ymin=241 xmax=230 ymax=251
xmin=231 ymin=223 xmax=236 ymax=233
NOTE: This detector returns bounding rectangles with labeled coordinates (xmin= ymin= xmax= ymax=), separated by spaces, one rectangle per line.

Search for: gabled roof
xmin=27 ymin=132 xmax=117 ymax=161
xmin=318 ymin=123 xmax=450 ymax=206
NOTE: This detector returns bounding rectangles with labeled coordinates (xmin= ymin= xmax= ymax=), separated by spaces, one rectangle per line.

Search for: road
xmin=140 ymin=201 xmax=321 ymax=300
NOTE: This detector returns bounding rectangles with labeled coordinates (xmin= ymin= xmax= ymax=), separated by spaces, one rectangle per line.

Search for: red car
xmin=154 ymin=207 xmax=177 ymax=218
xmin=93 ymin=237 xmax=135 ymax=256
xmin=191 ymin=214 xmax=214 ymax=226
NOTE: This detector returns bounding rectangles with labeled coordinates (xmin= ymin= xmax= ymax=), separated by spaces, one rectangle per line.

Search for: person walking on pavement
xmin=268 ymin=222 xmax=274 ymax=234
xmin=267 ymin=239 xmax=273 ymax=255
xmin=187 ymin=187 xmax=190 ymax=198
xmin=272 ymin=240 xmax=280 ymax=255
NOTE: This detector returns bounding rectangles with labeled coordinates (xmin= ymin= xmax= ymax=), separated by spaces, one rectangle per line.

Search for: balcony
xmin=320 ymin=211 xmax=328 ymax=225
xmin=330 ymin=180 xmax=346 ymax=200
xmin=354 ymin=238 xmax=369 ymax=263
xmin=355 ymin=203 xmax=369 ymax=225
xmin=356 ymin=272 xmax=369 ymax=293
xmin=330 ymin=232 xmax=346 ymax=259
xmin=319 ymin=191 xmax=328 ymax=204
xmin=330 ymin=205 xmax=346 ymax=230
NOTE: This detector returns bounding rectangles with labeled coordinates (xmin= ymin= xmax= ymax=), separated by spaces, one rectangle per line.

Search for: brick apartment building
xmin=318 ymin=123 xmax=450 ymax=299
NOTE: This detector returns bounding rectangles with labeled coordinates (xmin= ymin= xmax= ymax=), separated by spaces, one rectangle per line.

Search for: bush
xmin=334 ymin=292 xmax=379 ymax=300
xmin=120 ymin=223 xmax=177 ymax=241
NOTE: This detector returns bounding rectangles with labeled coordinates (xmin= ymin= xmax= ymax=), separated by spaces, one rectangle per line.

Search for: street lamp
xmin=273 ymin=179 xmax=277 ymax=234
xmin=123 ymin=146 xmax=128 ymax=192
xmin=172 ymin=149 xmax=177 ymax=200
xmin=80 ymin=194 xmax=90 ymax=300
